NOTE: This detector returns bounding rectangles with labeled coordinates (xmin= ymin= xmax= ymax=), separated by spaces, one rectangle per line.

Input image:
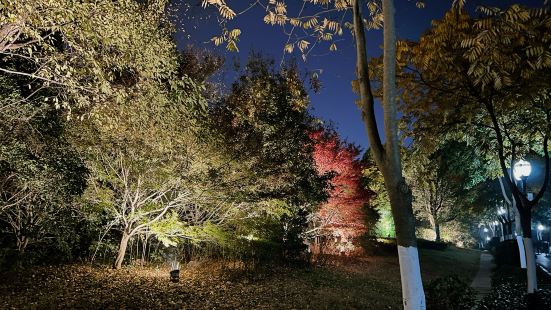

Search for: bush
xmin=425 ymin=275 xmax=476 ymax=310
xmin=359 ymin=236 xmax=397 ymax=256
xmin=475 ymin=283 xmax=551 ymax=309
xmin=417 ymin=239 xmax=448 ymax=251
xmin=492 ymin=239 xmax=520 ymax=267
xmin=476 ymin=282 xmax=526 ymax=309
xmin=359 ymin=237 xmax=449 ymax=255
xmin=524 ymin=289 xmax=551 ymax=309
xmin=486 ymin=237 xmax=501 ymax=252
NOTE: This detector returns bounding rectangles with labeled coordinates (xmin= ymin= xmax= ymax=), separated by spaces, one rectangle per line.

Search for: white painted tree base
xmin=398 ymin=246 xmax=426 ymax=310
xmin=516 ymin=236 xmax=527 ymax=268
xmin=523 ymin=238 xmax=537 ymax=293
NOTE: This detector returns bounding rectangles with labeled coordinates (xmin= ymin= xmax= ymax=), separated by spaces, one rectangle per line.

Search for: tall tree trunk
xmin=519 ymin=209 xmax=537 ymax=293
xmin=114 ymin=231 xmax=131 ymax=269
xmin=386 ymin=178 xmax=425 ymax=309
xmin=352 ymin=0 xmax=425 ymax=308
xmin=429 ymin=210 xmax=440 ymax=242
xmin=514 ymin=203 xmax=522 ymax=236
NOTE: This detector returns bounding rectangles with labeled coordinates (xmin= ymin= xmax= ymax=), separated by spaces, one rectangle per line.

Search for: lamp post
xmin=537 ymin=224 xmax=545 ymax=254
xmin=512 ymin=160 xmax=531 ymax=270
xmin=537 ymin=224 xmax=545 ymax=237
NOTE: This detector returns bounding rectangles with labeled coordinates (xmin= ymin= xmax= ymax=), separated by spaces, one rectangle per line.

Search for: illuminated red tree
xmin=310 ymin=128 xmax=372 ymax=254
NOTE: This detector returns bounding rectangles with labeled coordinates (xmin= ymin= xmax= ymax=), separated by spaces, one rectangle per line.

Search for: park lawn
xmin=419 ymin=246 xmax=481 ymax=283
xmin=0 ymin=247 xmax=480 ymax=309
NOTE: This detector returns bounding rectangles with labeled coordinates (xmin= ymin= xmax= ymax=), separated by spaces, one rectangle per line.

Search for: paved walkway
xmin=470 ymin=252 xmax=495 ymax=300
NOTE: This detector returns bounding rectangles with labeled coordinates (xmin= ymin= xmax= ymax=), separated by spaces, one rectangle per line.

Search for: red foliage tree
xmin=310 ymin=128 xmax=373 ymax=254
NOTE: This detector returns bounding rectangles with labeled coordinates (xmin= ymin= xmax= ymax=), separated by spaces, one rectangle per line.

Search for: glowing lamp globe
xmin=538 ymin=224 xmax=545 ymax=231
xmin=513 ymin=160 xmax=532 ymax=181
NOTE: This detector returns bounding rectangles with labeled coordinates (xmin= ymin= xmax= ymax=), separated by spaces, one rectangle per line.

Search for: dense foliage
xmin=309 ymin=128 xmax=373 ymax=254
xmin=0 ymin=1 xmax=332 ymax=270
xmin=425 ymin=275 xmax=476 ymax=310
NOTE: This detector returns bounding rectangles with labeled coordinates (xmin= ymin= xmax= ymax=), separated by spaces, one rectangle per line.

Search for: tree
xmin=310 ymin=128 xmax=373 ymax=254
xmin=208 ymin=56 xmax=328 ymax=261
xmin=0 ymin=111 xmax=87 ymax=254
xmin=201 ymin=0 xmax=427 ymax=307
xmin=0 ymin=51 xmax=87 ymax=258
xmin=406 ymin=141 xmax=485 ymax=242
xmin=402 ymin=5 xmax=551 ymax=293
xmin=1 ymin=0 xmax=182 ymax=114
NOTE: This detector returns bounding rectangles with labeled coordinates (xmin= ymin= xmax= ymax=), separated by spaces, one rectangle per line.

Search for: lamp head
xmin=513 ymin=159 xmax=532 ymax=181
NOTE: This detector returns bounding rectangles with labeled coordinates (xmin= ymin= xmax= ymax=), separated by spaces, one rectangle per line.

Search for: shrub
xmin=476 ymin=282 xmax=526 ymax=309
xmin=492 ymin=239 xmax=520 ymax=267
xmin=425 ymin=275 xmax=476 ymax=310
xmin=359 ymin=236 xmax=397 ymax=256
xmin=486 ymin=237 xmax=501 ymax=252
xmin=417 ymin=239 xmax=448 ymax=251
xmin=524 ymin=289 xmax=551 ymax=309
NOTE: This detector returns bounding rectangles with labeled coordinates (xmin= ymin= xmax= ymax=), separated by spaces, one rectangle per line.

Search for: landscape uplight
xmin=513 ymin=159 xmax=532 ymax=181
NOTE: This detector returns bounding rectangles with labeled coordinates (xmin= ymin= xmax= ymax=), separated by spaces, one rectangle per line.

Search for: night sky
xmin=175 ymin=0 xmax=538 ymax=152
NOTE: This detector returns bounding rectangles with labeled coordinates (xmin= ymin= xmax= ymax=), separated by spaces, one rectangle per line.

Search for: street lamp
xmin=537 ymin=224 xmax=546 ymax=241
xmin=513 ymin=159 xmax=532 ymax=195
xmin=537 ymin=224 xmax=546 ymax=254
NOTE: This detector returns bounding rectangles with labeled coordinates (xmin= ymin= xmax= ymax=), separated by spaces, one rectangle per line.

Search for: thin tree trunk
xmin=16 ymin=235 xmax=29 ymax=253
xmin=429 ymin=210 xmax=440 ymax=242
xmin=514 ymin=202 xmax=522 ymax=236
xmin=352 ymin=1 xmax=425 ymax=308
xmin=114 ymin=232 xmax=131 ymax=269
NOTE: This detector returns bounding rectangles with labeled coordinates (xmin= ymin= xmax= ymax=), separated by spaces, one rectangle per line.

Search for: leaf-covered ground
xmin=0 ymin=248 xmax=480 ymax=309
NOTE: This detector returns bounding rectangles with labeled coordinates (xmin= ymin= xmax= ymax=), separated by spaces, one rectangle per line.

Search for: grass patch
xmin=0 ymin=247 xmax=481 ymax=309
xmin=419 ymin=246 xmax=481 ymax=284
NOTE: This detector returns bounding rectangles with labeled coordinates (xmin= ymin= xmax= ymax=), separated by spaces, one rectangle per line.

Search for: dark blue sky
xmin=175 ymin=0 xmax=538 ymax=151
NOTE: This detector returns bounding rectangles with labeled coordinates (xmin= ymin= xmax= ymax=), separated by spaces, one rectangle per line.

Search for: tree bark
xmin=514 ymin=203 xmax=522 ymax=236
xmin=428 ymin=209 xmax=440 ymax=242
xmin=352 ymin=0 xmax=425 ymax=308
xmin=434 ymin=222 xmax=441 ymax=242
xmin=524 ymin=237 xmax=538 ymax=293
xmin=114 ymin=232 xmax=131 ymax=269
xmin=519 ymin=209 xmax=537 ymax=293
